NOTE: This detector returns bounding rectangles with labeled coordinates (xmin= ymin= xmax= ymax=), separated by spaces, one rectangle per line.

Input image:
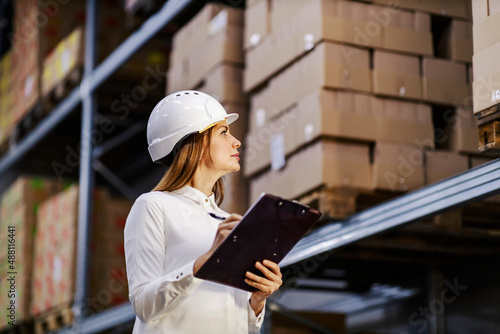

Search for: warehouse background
xmin=0 ymin=0 xmax=499 ymax=333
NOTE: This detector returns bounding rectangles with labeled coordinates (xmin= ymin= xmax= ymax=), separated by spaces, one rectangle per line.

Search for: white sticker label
xmin=256 ymin=108 xmax=266 ymax=127
xmin=208 ymin=11 xmax=228 ymax=36
xmin=250 ymin=33 xmax=261 ymax=46
xmin=304 ymin=33 xmax=315 ymax=51
xmin=399 ymin=86 xmax=406 ymax=97
xmin=270 ymin=133 xmax=286 ymax=171
xmin=491 ymin=90 xmax=500 ymax=103
xmin=62 ymin=49 xmax=71 ymax=73
xmin=304 ymin=124 xmax=314 ymax=142
xmin=53 ymin=255 xmax=62 ymax=283
xmin=24 ymin=75 xmax=34 ymax=97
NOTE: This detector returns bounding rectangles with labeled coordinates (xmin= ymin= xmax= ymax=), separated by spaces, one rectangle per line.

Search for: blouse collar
xmin=171 ymin=185 xmax=217 ymax=210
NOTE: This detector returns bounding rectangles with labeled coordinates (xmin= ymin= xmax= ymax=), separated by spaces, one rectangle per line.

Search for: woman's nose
xmin=233 ymin=137 xmax=241 ymax=148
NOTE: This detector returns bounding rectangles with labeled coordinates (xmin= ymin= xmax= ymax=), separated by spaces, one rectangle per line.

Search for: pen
xmin=209 ymin=212 xmax=227 ymax=220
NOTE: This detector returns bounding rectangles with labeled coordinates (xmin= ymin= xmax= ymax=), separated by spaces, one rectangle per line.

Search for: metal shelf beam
xmin=57 ymin=158 xmax=500 ymax=333
xmin=281 ymin=158 xmax=500 ymax=267
xmin=0 ymin=0 xmax=194 ymax=176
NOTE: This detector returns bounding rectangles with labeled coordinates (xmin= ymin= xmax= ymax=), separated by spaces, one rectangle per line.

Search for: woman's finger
xmin=254 ymin=262 xmax=282 ymax=283
xmin=262 ymin=260 xmax=282 ymax=278
xmin=245 ymin=279 xmax=276 ymax=294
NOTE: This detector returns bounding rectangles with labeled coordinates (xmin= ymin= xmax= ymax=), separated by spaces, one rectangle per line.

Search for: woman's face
xmin=206 ymin=120 xmax=241 ymax=174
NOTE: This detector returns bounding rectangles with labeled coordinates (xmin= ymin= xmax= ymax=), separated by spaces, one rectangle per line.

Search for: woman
xmin=124 ymin=90 xmax=282 ymax=333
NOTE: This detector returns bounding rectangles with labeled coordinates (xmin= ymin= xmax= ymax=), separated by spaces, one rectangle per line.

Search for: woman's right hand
xmin=193 ymin=213 xmax=242 ymax=274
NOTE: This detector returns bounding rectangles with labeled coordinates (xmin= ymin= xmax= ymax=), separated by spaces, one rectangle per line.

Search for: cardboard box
xmin=42 ymin=27 xmax=84 ymax=97
xmin=472 ymin=39 xmax=500 ymax=113
xmin=11 ymin=0 xmax=128 ymax=121
xmin=197 ymin=64 xmax=247 ymax=105
xmin=244 ymin=0 xmax=433 ymax=92
xmin=245 ymin=89 xmax=434 ymax=176
xmin=425 ymin=150 xmax=469 ymax=184
xmin=372 ymin=142 xmax=425 ymax=192
xmin=422 ymin=58 xmax=469 ymax=105
xmin=372 ymin=51 xmax=421 ymax=99
xmin=248 ymin=41 xmax=371 ymax=132
xmin=372 ymin=0 xmax=471 ymax=19
xmin=473 ymin=9 xmax=500 ymax=54
xmin=448 ymin=20 xmax=473 ymax=62
xmin=249 ymin=139 xmax=372 ymax=203
xmin=446 ymin=108 xmax=480 ymax=153
xmin=244 ymin=0 xmax=271 ymax=49
xmin=169 ymin=3 xmax=243 ymax=92
xmin=31 ymin=185 xmax=79 ymax=316
xmin=0 ymin=51 xmax=14 ymax=145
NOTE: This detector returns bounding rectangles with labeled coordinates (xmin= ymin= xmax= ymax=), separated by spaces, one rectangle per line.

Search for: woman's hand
xmin=193 ymin=214 xmax=242 ymax=274
xmin=246 ymin=260 xmax=283 ymax=316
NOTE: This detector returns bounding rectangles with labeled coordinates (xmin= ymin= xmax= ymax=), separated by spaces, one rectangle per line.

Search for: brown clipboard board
xmin=194 ymin=193 xmax=322 ymax=291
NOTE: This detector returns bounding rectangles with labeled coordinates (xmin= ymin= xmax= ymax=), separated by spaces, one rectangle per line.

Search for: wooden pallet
xmin=33 ymin=304 xmax=73 ymax=334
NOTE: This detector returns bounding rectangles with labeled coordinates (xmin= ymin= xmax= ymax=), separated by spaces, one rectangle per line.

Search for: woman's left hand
xmin=245 ymin=259 xmax=282 ymax=315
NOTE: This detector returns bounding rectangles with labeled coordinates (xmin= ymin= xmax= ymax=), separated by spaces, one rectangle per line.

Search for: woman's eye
xmin=221 ymin=130 xmax=227 ymax=135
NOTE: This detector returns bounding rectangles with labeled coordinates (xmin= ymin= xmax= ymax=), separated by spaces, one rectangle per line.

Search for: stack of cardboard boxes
xmin=472 ymin=0 xmax=500 ymax=152
xmin=0 ymin=177 xmax=132 ymax=329
xmin=0 ymin=0 xmax=168 ymax=154
xmin=88 ymin=189 xmax=132 ymax=314
xmin=0 ymin=177 xmax=63 ymax=327
xmin=242 ymin=0 xmax=481 ymax=212
xmin=31 ymin=185 xmax=80 ymax=316
xmin=167 ymin=3 xmax=248 ymax=214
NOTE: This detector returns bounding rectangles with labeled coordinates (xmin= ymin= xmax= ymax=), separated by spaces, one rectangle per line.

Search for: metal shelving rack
xmin=0 ymin=0 xmax=499 ymax=333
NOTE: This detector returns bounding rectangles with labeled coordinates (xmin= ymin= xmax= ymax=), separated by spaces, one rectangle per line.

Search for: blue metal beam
xmin=280 ymin=158 xmax=500 ymax=267
xmin=0 ymin=0 xmax=194 ymax=176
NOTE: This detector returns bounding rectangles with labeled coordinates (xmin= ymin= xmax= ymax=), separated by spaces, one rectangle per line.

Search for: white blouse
xmin=124 ymin=185 xmax=265 ymax=333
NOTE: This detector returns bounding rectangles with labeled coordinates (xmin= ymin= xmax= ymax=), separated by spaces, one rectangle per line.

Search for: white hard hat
xmin=147 ymin=90 xmax=239 ymax=163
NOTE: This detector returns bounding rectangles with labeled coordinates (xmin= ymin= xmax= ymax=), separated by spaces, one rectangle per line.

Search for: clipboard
xmin=194 ymin=193 xmax=322 ymax=291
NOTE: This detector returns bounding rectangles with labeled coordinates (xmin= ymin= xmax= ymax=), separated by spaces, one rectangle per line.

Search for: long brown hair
xmin=151 ymin=127 xmax=224 ymax=205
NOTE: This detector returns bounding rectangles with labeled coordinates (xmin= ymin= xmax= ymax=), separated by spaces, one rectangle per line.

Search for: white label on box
xmin=256 ymin=108 xmax=266 ymax=127
xmin=492 ymin=90 xmax=500 ymax=103
xmin=304 ymin=124 xmax=314 ymax=142
xmin=304 ymin=33 xmax=314 ymax=51
xmin=53 ymin=255 xmax=62 ymax=283
xmin=250 ymin=33 xmax=261 ymax=46
xmin=208 ymin=11 xmax=228 ymax=36
xmin=270 ymin=133 xmax=286 ymax=170
xmin=24 ymin=75 xmax=34 ymax=97
xmin=399 ymin=86 xmax=406 ymax=97
xmin=62 ymin=49 xmax=71 ymax=73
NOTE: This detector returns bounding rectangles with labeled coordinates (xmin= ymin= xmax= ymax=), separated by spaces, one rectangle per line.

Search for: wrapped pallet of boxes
xmin=31 ymin=185 xmax=79 ymax=317
xmin=42 ymin=27 xmax=84 ymax=100
xmin=0 ymin=177 xmax=63 ymax=329
xmin=244 ymin=0 xmax=434 ymax=92
xmin=168 ymin=3 xmax=244 ymax=93
xmin=11 ymin=0 xmax=128 ymax=123
xmin=472 ymin=0 xmax=500 ymax=152
xmin=88 ymin=189 xmax=132 ymax=313
xmin=168 ymin=3 xmax=248 ymax=214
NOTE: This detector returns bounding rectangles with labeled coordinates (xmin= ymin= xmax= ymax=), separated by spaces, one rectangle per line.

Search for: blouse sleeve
xmin=124 ymin=195 xmax=203 ymax=323
xmin=247 ymin=294 xmax=265 ymax=333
